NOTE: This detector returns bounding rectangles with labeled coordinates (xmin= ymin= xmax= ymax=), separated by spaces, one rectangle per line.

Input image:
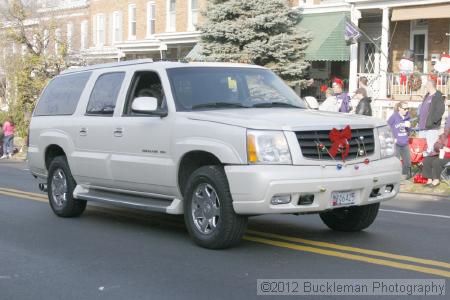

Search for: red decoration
xmin=328 ymin=125 xmax=352 ymax=162
xmin=320 ymin=85 xmax=328 ymax=93
xmin=413 ymin=174 xmax=428 ymax=184
xmin=364 ymin=158 xmax=370 ymax=165
xmin=332 ymin=78 xmax=344 ymax=88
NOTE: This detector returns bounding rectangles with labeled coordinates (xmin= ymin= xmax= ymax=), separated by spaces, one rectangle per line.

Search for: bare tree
xmin=0 ymin=0 xmax=71 ymax=136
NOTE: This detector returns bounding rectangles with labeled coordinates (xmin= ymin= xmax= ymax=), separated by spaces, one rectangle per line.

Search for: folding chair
xmin=441 ymin=162 xmax=450 ymax=186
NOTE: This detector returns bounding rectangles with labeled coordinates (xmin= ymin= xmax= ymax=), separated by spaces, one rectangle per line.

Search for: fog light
xmin=271 ymin=195 xmax=291 ymax=205
xmin=385 ymin=184 xmax=394 ymax=193
xmin=370 ymin=188 xmax=380 ymax=198
xmin=298 ymin=194 xmax=314 ymax=205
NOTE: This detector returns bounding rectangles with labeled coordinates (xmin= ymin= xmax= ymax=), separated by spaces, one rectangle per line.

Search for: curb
xmin=398 ymin=192 xmax=449 ymax=200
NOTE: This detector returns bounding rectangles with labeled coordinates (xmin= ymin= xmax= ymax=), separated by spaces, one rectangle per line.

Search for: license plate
xmin=331 ymin=191 xmax=356 ymax=207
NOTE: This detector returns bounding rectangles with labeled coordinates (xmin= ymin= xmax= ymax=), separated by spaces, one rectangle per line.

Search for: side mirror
xmin=303 ymin=96 xmax=319 ymax=110
xmin=131 ymin=97 xmax=158 ymax=113
xmin=131 ymin=96 xmax=168 ymax=117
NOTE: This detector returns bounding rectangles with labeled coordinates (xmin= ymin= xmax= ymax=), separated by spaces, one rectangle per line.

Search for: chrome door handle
xmin=113 ymin=128 xmax=123 ymax=137
xmin=79 ymin=128 xmax=88 ymax=136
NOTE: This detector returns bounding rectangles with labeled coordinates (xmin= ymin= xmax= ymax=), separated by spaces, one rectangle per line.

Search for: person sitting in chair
xmin=422 ymin=128 xmax=450 ymax=187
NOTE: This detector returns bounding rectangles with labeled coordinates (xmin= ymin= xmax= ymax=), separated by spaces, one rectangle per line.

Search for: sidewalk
xmin=399 ymin=180 xmax=450 ymax=198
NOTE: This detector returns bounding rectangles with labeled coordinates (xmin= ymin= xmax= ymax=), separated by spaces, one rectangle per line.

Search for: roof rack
xmin=60 ymin=59 xmax=154 ymax=75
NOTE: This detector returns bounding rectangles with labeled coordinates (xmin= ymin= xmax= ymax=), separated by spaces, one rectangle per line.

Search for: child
xmin=319 ymin=88 xmax=339 ymax=112
xmin=388 ymin=101 xmax=411 ymax=179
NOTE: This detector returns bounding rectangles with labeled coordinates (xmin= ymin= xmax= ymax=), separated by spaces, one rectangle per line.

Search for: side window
xmin=34 ymin=72 xmax=91 ymax=116
xmin=86 ymin=72 xmax=125 ymax=116
xmin=124 ymin=71 xmax=165 ymax=116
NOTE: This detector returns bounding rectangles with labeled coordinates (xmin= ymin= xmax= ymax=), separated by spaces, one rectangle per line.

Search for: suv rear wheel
xmin=47 ymin=156 xmax=86 ymax=217
xmin=184 ymin=165 xmax=248 ymax=249
xmin=319 ymin=203 xmax=380 ymax=232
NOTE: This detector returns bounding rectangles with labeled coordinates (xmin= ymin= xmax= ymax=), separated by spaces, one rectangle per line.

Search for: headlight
xmin=247 ymin=130 xmax=292 ymax=164
xmin=378 ymin=126 xmax=395 ymax=158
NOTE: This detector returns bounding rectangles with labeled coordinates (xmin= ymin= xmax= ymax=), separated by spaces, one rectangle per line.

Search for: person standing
xmin=0 ymin=123 xmax=3 ymax=157
xmin=319 ymin=88 xmax=339 ymax=112
xmin=353 ymin=88 xmax=372 ymax=116
xmin=332 ymin=78 xmax=351 ymax=113
xmin=358 ymin=76 xmax=373 ymax=99
xmin=388 ymin=101 xmax=412 ymax=179
xmin=1 ymin=119 xmax=15 ymax=159
xmin=418 ymin=79 xmax=445 ymax=155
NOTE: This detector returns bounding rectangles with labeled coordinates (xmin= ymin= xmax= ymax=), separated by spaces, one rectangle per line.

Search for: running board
xmin=73 ymin=185 xmax=183 ymax=214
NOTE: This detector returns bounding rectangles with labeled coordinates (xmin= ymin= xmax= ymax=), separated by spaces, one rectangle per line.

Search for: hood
xmin=184 ymin=108 xmax=386 ymax=131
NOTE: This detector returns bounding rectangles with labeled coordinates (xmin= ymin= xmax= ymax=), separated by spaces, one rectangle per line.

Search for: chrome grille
xmin=295 ymin=128 xmax=375 ymax=160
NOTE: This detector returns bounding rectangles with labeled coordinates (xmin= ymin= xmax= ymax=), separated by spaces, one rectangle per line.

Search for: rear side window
xmin=86 ymin=72 xmax=125 ymax=116
xmin=34 ymin=72 xmax=92 ymax=116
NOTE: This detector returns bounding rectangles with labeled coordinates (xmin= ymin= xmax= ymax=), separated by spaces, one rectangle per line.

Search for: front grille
xmin=295 ymin=128 xmax=375 ymax=160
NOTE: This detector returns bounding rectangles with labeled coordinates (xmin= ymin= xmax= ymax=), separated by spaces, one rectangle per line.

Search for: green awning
xmin=298 ymin=12 xmax=350 ymax=61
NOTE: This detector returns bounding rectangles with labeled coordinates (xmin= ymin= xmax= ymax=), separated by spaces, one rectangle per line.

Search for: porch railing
xmin=387 ymin=73 xmax=450 ymax=98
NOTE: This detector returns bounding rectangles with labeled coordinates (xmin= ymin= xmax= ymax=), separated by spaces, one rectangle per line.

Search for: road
xmin=0 ymin=161 xmax=449 ymax=299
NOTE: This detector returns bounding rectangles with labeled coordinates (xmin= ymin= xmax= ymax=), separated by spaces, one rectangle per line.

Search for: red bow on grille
xmin=328 ymin=125 xmax=352 ymax=161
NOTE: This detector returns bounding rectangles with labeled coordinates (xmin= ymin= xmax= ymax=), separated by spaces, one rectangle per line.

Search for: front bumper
xmin=225 ymin=156 xmax=402 ymax=214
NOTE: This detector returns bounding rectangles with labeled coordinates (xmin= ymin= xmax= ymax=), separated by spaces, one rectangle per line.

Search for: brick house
xmin=294 ymin=0 xmax=450 ymax=122
xmin=84 ymin=0 xmax=207 ymax=62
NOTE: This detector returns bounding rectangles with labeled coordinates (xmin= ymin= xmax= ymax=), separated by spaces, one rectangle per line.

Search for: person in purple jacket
xmin=332 ymin=78 xmax=351 ymax=113
xmin=388 ymin=101 xmax=411 ymax=179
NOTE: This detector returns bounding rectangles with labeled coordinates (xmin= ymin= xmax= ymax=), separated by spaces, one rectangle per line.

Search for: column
xmin=379 ymin=7 xmax=390 ymax=99
xmin=348 ymin=6 xmax=361 ymax=95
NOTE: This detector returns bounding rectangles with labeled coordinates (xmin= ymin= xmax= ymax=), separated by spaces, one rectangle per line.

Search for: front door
xmin=110 ymin=70 xmax=176 ymax=196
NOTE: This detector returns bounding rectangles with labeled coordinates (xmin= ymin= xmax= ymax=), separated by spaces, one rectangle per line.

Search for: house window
xmin=363 ymin=43 xmax=376 ymax=73
xmin=43 ymin=29 xmax=49 ymax=54
xmin=54 ymin=28 xmax=61 ymax=54
xmin=167 ymin=0 xmax=176 ymax=32
xmin=112 ymin=11 xmax=123 ymax=43
xmin=80 ymin=20 xmax=88 ymax=50
xmin=147 ymin=1 xmax=156 ymax=37
xmin=96 ymin=14 xmax=105 ymax=46
xmin=188 ymin=0 xmax=198 ymax=31
xmin=410 ymin=20 xmax=428 ymax=73
xmin=128 ymin=4 xmax=137 ymax=39
xmin=67 ymin=22 xmax=73 ymax=51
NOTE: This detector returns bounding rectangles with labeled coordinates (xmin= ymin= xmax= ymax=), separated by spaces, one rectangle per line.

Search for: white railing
xmin=388 ymin=73 xmax=450 ymax=97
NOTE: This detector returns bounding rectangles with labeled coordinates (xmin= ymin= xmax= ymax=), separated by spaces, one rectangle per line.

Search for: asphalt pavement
xmin=0 ymin=161 xmax=449 ymax=300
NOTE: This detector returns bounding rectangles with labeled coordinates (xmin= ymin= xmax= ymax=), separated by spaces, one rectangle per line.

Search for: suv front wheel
xmin=319 ymin=202 xmax=380 ymax=232
xmin=184 ymin=165 xmax=248 ymax=249
xmin=47 ymin=156 xmax=86 ymax=217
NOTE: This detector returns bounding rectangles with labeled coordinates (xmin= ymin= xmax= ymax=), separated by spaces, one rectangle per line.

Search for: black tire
xmin=47 ymin=156 xmax=86 ymax=218
xmin=319 ymin=202 xmax=380 ymax=232
xmin=183 ymin=165 xmax=248 ymax=249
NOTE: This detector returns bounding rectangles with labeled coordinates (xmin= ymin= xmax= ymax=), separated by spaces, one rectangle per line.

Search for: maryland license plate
xmin=331 ymin=191 xmax=356 ymax=207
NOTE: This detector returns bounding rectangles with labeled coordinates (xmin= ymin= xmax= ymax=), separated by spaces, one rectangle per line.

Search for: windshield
xmin=167 ymin=67 xmax=307 ymax=111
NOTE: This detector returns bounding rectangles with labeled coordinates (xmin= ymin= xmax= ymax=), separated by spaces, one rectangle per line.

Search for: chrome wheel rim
xmin=51 ymin=168 xmax=68 ymax=207
xmin=191 ymin=183 xmax=220 ymax=235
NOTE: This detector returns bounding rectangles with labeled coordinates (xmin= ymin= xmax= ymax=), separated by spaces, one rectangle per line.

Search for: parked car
xmin=28 ymin=60 xmax=401 ymax=249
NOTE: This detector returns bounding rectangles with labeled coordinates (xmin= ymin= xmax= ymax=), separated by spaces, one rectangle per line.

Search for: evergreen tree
xmin=199 ymin=0 xmax=311 ymax=86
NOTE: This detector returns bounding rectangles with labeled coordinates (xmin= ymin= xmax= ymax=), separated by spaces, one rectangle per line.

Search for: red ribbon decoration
xmin=328 ymin=125 xmax=352 ymax=162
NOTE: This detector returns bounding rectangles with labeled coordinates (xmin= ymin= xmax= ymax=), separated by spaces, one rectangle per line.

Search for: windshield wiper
xmin=191 ymin=102 xmax=249 ymax=110
xmin=251 ymin=102 xmax=304 ymax=109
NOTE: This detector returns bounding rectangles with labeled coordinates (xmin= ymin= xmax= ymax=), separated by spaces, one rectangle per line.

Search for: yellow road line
xmin=0 ymin=187 xmax=47 ymax=199
xmin=2 ymin=187 xmax=450 ymax=278
xmin=243 ymin=235 xmax=450 ymax=278
xmin=247 ymin=230 xmax=450 ymax=270
xmin=0 ymin=190 xmax=47 ymax=203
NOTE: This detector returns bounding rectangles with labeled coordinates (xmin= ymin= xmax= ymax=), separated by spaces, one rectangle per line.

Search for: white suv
xmin=28 ymin=60 xmax=401 ymax=249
